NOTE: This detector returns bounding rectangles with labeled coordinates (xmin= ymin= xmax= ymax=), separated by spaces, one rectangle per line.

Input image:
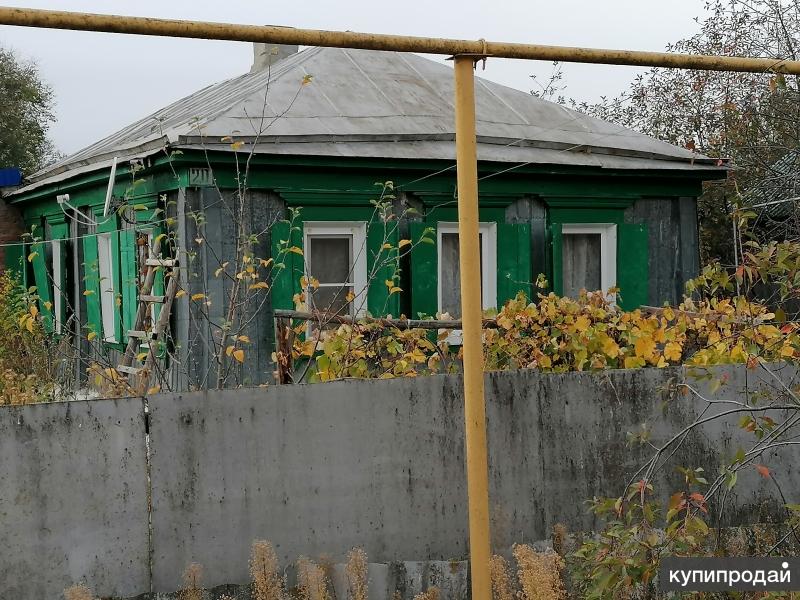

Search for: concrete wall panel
xmin=148 ymin=365 xmax=800 ymax=593
xmin=3 ymin=364 xmax=799 ymax=598
xmin=148 ymin=377 xmax=471 ymax=591
xmin=0 ymin=397 xmax=148 ymax=599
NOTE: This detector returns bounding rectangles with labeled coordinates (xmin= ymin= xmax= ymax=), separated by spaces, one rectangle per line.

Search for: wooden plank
xmin=116 ymin=365 xmax=143 ymax=375
xmin=120 ymin=238 xmax=163 ymax=368
xmin=272 ymin=308 xmax=499 ymax=329
xmin=139 ymin=274 xmax=178 ymax=393
xmin=128 ymin=330 xmax=157 ymax=339
xmin=139 ymin=295 xmax=165 ymax=303
xmin=145 ymin=258 xmax=177 ymax=267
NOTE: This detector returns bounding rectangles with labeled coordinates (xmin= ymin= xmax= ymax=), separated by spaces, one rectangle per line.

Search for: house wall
xmin=626 ymin=196 xmax=701 ymax=306
xmin=4 ymin=155 xmax=712 ymax=392
xmin=0 ymin=197 xmax=23 ymax=272
xmin=0 ymin=363 xmax=796 ymax=598
xmin=178 ymin=185 xmax=284 ymax=389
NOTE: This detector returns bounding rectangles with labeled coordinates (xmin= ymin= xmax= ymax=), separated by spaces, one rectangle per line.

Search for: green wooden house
xmin=3 ymin=44 xmax=726 ymax=388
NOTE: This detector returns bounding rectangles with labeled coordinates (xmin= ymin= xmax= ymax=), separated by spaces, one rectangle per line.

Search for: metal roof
xmin=17 ymin=46 xmax=724 ymax=194
xmin=743 ymin=150 xmax=800 ymax=219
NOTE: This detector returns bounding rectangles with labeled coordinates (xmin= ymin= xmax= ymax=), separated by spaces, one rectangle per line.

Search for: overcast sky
xmin=0 ymin=0 xmax=706 ymax=155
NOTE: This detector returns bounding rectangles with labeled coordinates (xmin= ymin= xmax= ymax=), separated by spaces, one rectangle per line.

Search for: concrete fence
xmin=1 ymin=364 xmax=799 ymax=599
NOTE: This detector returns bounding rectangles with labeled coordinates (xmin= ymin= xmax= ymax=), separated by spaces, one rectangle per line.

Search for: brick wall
xmin=0 ymin=196 xmax=24 ymax=270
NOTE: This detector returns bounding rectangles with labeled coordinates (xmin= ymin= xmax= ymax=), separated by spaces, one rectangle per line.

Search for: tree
xmin=572 ymin=0 xmax=800 ymax=264
xmin=0 ymin=45 xmax=56 ymax=175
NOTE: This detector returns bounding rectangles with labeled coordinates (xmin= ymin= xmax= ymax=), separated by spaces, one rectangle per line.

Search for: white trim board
xmin=561 ymin=222 xmax=617 ymax=300
xmin=302 ymin=221 xmax=368 ymax=317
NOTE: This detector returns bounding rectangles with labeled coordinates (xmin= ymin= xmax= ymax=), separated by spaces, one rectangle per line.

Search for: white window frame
xmin=51 ymin=239 xmax=63 ymax=335
xmin=436 ymin=222 xmax=497 ymax=345
xmin=97 ymin=232 xmax=117 ymax=342
xmin=561 ymin=223 xmax=617 ymax=301
xmin=303 ymin=221 xmax=368 ymax=318
xmin=437 ymin=222 xmax=497 ymax=314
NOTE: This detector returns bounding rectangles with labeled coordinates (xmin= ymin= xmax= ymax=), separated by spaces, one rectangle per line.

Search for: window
xmin=97 ymin=232 xmax=117 ymax=342
xmin=561 ymin=223 xmax=617 ymax=299
xmin=303 ymin=222 xmax=368 ymax=317
xmin=437 ymin=222 xmax=497 ymax=316
xmin=51 ymin=240 xmax=63 ymax=334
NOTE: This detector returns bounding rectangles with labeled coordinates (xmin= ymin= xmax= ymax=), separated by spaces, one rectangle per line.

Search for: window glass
xmin=562 ymin=232 xmax=602 ymax=298
xmin=97 ymin=232 xmax=116 ymax=342
xmin=309 ymin=285 xmax=354 ymax=315
xmin=303 ymin=222 xmax=368 ymax=321
xmin=439 ymin=232 xmax=484 ymax=317
xmin=307 ymin=236 xmax=352 ymax=284
xmin=306 ymin=234 xmax=354 ymax=317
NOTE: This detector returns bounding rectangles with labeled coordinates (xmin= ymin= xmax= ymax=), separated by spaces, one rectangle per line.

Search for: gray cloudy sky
xmin=0 ymin=0 xmax=705 ymax=155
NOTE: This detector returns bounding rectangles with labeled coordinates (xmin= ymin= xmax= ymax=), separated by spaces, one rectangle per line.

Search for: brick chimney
xmin=250 ymin=42 xmax=299 ymax=73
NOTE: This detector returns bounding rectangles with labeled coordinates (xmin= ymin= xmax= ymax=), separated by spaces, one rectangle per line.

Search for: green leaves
xmin=0 ymin=46 xmax=56 ymax=174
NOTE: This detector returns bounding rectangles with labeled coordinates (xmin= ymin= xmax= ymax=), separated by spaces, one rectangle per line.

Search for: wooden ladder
xmin=117 ymin=235 xmax=179 ymax=394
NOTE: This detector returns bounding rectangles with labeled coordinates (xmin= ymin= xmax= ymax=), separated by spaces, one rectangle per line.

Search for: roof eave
xmin=8 ymin=137 xmax=170 ymax=199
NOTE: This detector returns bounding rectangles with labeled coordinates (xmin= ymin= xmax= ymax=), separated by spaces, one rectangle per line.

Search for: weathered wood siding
xmin=505 ymin=196 xmax=548 ymax=285
xmin=177 ymin=186 xmax=285 ymax=389
xmin=626 ymin=196 xmax=700 ymax=306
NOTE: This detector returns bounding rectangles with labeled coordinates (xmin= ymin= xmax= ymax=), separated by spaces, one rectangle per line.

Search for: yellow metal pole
xmin=2 ymin=6 xmax=800 ymax=74
xmin=453 ymin=55 xmax=491 ymax=600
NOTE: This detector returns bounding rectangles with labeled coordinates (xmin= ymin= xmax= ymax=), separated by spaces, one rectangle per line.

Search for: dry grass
xmin=298 ymin=556 xmax=329 ymax=600
xmin=412 ymin=587 xmax=439 ymax=600
xmin=63 ymin=584 xmax=95 ymax=600
xmin=251 ymin=540 xmax=284 ymax=600
xmin=513 ymin=544 xmax=566 ymax=600
xmin=180 ymin=562 xmax=204 ymax=600
xmin=490 ymin=555 xmax=514 ymax=600
xmin=551 ymin=523 xmax=568 ymax=557
xmin=345 ymin=547 xmax=368 ymax=600
xmin=318 ymin=553 xmax=336 ymax=597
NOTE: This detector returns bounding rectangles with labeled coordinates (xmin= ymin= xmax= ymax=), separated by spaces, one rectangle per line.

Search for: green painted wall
xmin=8 ymin=151 xmax=722 ymax=353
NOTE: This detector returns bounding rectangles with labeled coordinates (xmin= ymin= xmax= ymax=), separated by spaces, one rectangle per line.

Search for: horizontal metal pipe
xmin=1 ymin=6 xmax=799 ymax=74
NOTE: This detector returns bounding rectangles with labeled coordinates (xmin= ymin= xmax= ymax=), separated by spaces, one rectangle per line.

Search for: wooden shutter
xmin=409 ymin=222 xmax=437 ymax=318
xmin=270 ymin=220 xmax=302 ymax=310
xmin=120 ymin=228 xmax=137 ymax=333
xmin=549 ymin=223 xmax=563 ymax=296
xmin=82 ymin=231 xmax=102 ymax=339
xmin=4 ymin=241 xmax=25 ymax=284
xmin=49 ymin=222 xmax=69 ymax=333
xmin=367 ymin=222 xmax=400 ymax=317
xmin=30 ymin=237 xmax=53 ymax=332
xmin=496 ymin=223 xmax=531 ymax=305
xmin=617 ymin=222 xmax=649 ymax=310
xmin=96 ymin=215 xmax=123 ymax=343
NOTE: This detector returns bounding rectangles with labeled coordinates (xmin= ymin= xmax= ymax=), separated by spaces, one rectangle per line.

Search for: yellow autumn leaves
xmin=294 ymin=290 xmax=799 ymax=382
xmin=299 ymin=324 xmax=439 ymax=382
xmin=225 ymin=335 xmax=252 ymax=364
xmin=485 ymin=292 xmax=798 ymax=373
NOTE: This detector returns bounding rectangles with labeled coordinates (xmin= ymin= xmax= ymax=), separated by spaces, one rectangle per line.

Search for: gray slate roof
xmin=19 ymin=46 xmax=724 ymax=193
